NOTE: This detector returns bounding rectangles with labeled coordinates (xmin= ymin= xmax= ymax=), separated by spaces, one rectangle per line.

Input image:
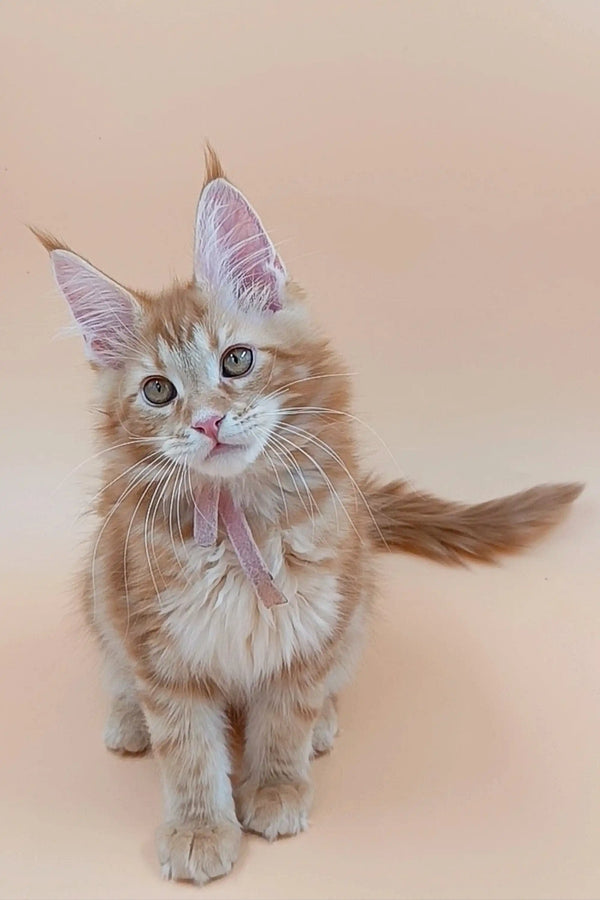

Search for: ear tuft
xmin=202 ymin=143 xmax=226 ymax=190
xmin=28 ymin=225 xmax=70 ymax=254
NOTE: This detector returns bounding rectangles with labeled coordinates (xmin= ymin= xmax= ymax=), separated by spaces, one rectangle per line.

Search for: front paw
xmin=236 ymin=780 xmax=312 ymax=841
xmin=157 ymin=818 xmax=241 ymax=884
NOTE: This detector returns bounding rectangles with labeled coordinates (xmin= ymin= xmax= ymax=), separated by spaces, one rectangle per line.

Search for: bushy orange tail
xmin=366 ymin=479 xmax=583 ymax=563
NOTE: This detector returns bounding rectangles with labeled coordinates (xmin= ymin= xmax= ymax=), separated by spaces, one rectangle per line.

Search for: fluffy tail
xmin=366 ymin=479 xmax=583 ymax=564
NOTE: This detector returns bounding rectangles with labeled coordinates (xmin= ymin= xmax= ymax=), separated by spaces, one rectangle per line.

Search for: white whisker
xmin=123 ymin=456 xmax=174 ymax=635
xmin=90 ymin=454 xmax=165 ymax=627
xmin=260 ymin=371 xmax=356 ymax=406
xmin=51 ymin=438 xmax=157 ymax=497
xmin=268 ymin=429 xmax=354 ymax=539
xmin=277 ymin=421 xmax=389 ymax=550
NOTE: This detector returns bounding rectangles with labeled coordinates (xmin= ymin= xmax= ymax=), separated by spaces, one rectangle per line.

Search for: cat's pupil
xmin=142 ymin=376 xmax=177 ymax=405
xmin=222 ymin=346 xmax=253 ymax=377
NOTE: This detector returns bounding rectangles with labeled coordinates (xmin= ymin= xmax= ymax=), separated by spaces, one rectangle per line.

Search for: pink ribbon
xmin=193 ymin=483 xmax=287 ymax=608
xmin=192 ymin=481 xmax=219 ymax=547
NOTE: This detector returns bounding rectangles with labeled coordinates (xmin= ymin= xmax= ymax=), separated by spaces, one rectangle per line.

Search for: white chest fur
xmin=157 ymin=521 xmax=341 ymax=692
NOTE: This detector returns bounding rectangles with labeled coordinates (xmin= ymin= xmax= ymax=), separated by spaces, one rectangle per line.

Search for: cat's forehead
xmin=140 ymin=283 xmax=264 ymax=375
xmin=155 ymin=325 xmax=215 ymax=380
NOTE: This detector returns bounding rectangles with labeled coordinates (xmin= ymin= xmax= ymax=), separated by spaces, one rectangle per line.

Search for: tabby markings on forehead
xmin=156 ymin=331 xmax=218 ymax=383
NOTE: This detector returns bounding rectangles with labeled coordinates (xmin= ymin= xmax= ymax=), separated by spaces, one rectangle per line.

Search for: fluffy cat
xmin=36 ymin=148 xmax=581 ymax=885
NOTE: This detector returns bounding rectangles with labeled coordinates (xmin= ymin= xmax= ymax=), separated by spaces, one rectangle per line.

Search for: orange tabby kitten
xmin=36 ymin=149 xmax=581 ymax=885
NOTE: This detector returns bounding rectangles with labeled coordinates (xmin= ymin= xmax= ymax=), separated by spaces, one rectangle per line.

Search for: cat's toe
xmin=236 ymin=780 xmax=312 ymax=841
xmin=157 ymin=818 xmax=241 ymax=884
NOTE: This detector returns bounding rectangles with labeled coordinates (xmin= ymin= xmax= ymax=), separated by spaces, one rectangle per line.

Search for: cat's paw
xmin=236 ymin=780 xmax=312 ymax=841
xmin=103 ymin=700 xmax=150 ymax=755
xmin=157 ymin=818 xmax=241 ymax=884
xmin=311 ymin=696 xmax=338 ymax=757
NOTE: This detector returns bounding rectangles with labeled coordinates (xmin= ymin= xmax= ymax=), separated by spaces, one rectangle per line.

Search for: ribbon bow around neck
xmin=192 ymin=482 xmax=287 ymax=609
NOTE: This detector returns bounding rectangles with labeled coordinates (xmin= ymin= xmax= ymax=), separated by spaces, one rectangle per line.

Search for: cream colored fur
xmin=35 ymin=148 xmax=581 ymax=885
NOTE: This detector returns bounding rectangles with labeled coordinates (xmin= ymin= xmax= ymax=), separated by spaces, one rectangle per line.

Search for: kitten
xmin=36 ymin=148 xmax=581 ymax=885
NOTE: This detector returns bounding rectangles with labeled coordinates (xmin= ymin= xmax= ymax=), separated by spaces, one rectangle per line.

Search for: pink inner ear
xmin=51 ymin=250 xmax=137 ymax=368
xmin=194 ymin=178 xmax=285 ymax=313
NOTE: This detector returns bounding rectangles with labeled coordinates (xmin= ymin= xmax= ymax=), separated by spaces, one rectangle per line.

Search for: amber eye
xmin=221 ymin=346 xmax=254 ymax=378
xmin=142 ymin=377 xmax=177 ymax=406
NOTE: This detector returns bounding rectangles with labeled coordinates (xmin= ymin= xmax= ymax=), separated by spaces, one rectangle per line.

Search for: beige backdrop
xmin=1 ymin=2 xmax=598 ymax=898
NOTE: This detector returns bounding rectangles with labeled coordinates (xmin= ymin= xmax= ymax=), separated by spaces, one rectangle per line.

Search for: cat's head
xmin=38 ymin=149 xmax=347 ymax=484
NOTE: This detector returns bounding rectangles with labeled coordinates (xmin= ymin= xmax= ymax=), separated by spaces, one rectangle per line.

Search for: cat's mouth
xmin=206 ymin=441 xmax=247 ymax=459
xmin=188 ymin=436 xmax=261 ymax=478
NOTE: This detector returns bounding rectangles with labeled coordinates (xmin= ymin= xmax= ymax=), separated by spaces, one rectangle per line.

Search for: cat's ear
xmin=193 ymin=177 xmax=286 ymax=314
xmin=51 ymin=249 xmax=140 ymax=367
xmin=35 ymin=232 xmax=140 ymax=367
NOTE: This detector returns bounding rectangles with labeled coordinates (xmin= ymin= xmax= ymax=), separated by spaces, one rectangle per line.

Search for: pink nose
xmin=191 ymin=414 xmax=223 ymax=442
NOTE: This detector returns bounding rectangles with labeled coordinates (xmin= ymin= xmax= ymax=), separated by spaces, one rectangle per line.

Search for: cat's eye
xmin=142 ymin=377 xmax=177 ymax=406
xmin=221 ymin=346 xmax=254 ymax=378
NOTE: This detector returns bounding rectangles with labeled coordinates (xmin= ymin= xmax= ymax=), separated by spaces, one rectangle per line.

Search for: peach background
xmin=1 ymin=2 xmax=598 ymax=898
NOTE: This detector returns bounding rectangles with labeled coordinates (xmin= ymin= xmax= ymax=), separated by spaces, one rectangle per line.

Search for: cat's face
xmin=44 ymin=164 xmax=341 ymax=483
xmin=102 ymin=282 xmax=315 ymax=480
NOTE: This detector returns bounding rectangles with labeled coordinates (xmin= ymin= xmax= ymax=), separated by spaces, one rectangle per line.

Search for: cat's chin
xmin=189 ymin=443 xmax=260 ymax=479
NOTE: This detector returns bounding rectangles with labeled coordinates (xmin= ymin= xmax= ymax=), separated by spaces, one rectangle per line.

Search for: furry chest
xmin=156 ymin=532 xmax=341 ymax=691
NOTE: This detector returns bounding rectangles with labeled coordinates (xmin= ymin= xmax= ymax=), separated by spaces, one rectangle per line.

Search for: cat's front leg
xmin=139 ymin=685 xmax=241 ymax=884
xmin=236 ymin=676 xmax=325 ymax=841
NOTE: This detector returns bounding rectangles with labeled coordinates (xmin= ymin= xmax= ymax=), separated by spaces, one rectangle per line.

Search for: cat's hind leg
xmin=101 ymin=630 xmax=150 ymax=755
xmin=310 ymin=601 xmax=368 ymax=758
xmin=311 ymin=693 xmax=338 ymax=757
